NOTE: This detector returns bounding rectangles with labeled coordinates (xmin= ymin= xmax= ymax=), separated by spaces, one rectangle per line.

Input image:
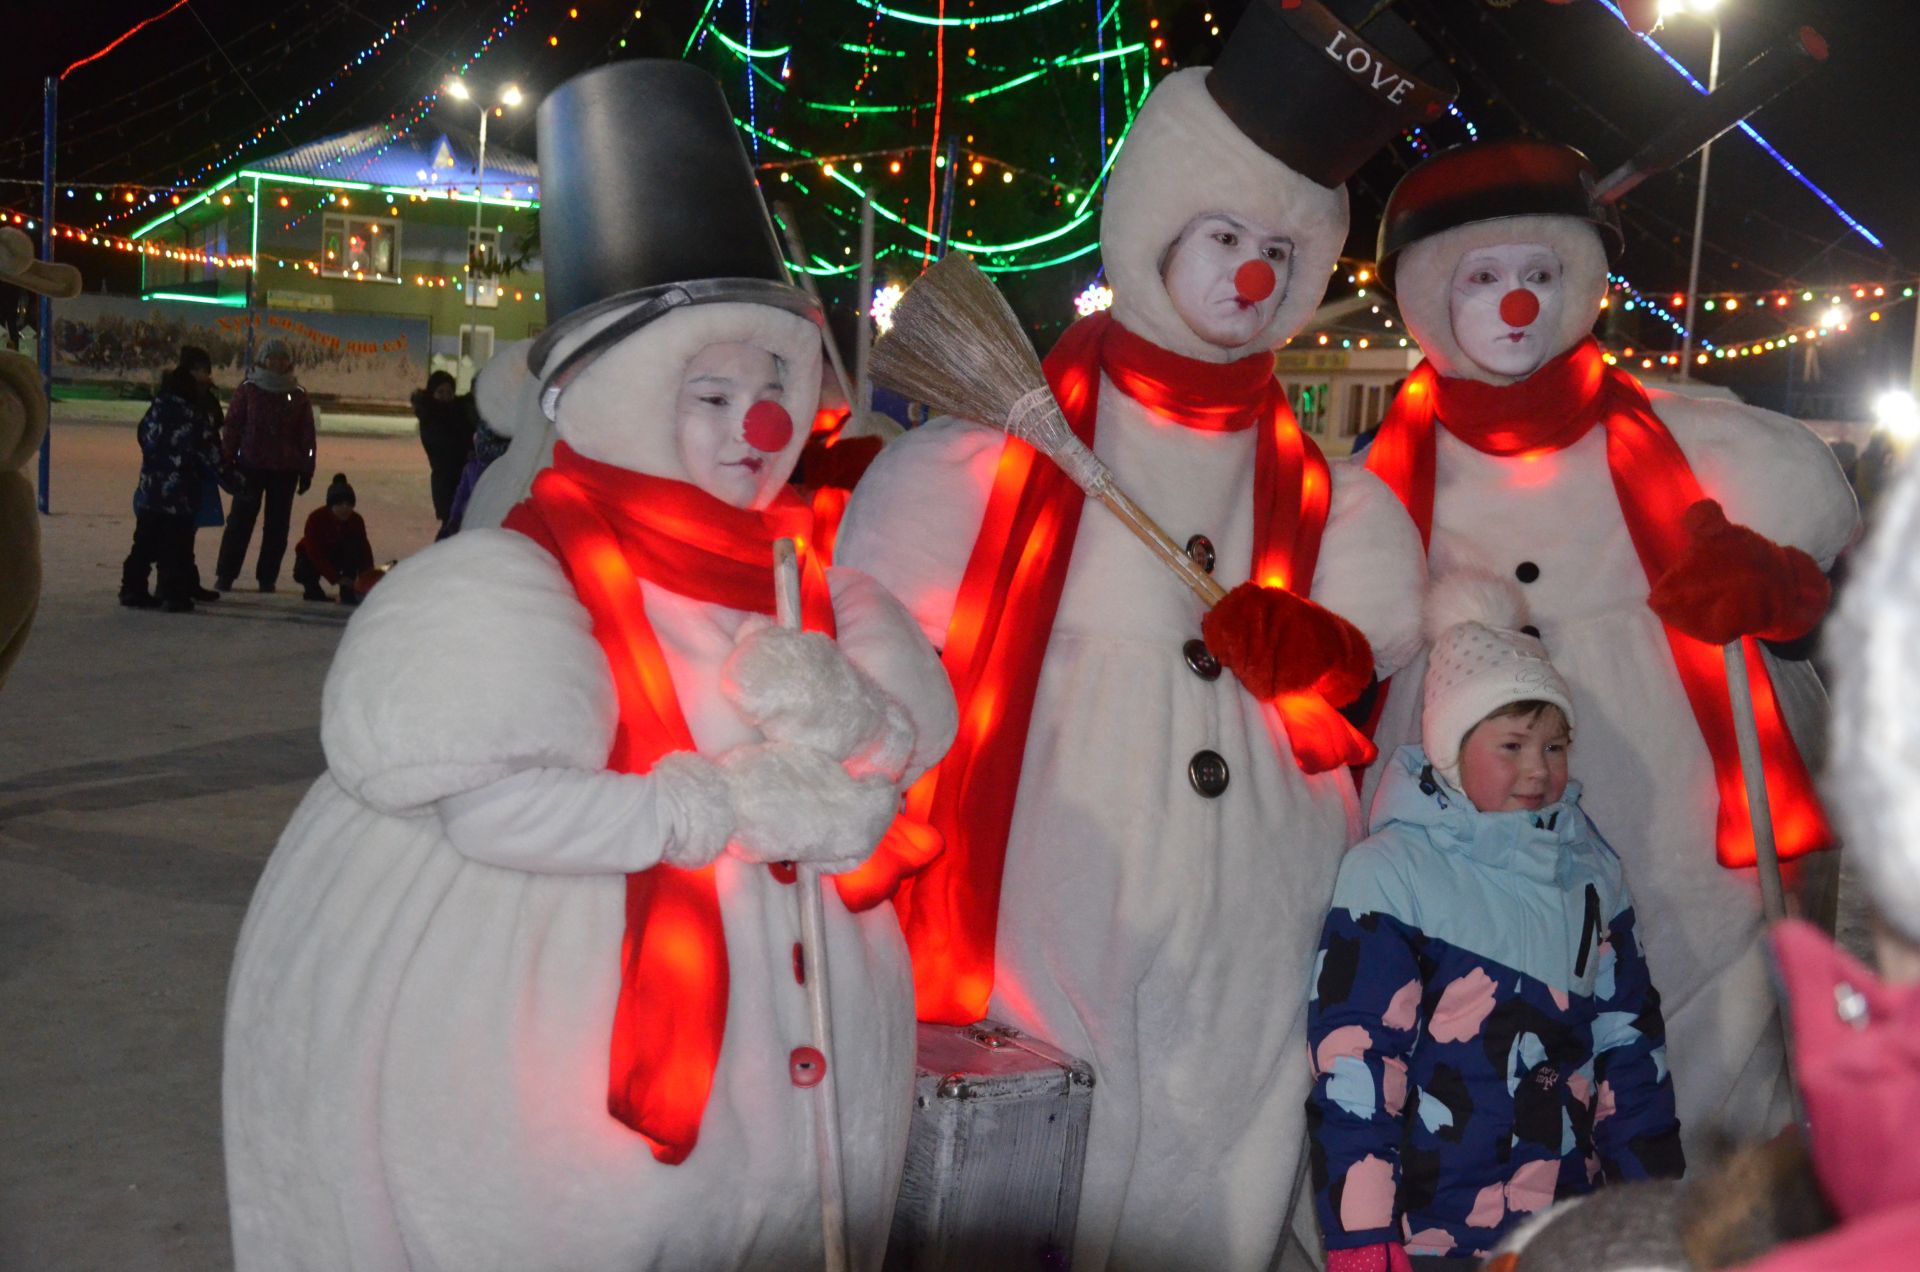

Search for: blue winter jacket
xmin=1307 ymin=745 xmax=1683 ymax=1259
xmin=134 ymin=385 xmax=224 ymax=520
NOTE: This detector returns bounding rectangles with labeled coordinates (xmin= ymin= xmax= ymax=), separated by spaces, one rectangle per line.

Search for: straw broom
xmin=869 ymin=252 xmax=1226 ymax=606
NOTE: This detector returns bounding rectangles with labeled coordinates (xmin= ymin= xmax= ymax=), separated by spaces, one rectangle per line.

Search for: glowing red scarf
xmin=505 ymin=443 xmax=928 ymax=1164
xmin=1367 ymin=339 xmax=1834 ymax=868
xmin=896 ymin=311 xmax=1364 ymax=1025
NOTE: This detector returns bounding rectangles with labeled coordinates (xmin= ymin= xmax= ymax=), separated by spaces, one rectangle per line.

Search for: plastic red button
xmin=1499 ymin=288 xmax=1541 ymax=327
xmin=789 ymin=1045 xmax=826 ymax=1087
xmin=768 ymin=861 xmax=798 ymax=885
xmin=792 ymin=941 xmax=806 ymax=985
xmin=743 ymin=399 xmax=795 ymax=453
xmin=1234 ymin=258 xmax=1276 ymax=302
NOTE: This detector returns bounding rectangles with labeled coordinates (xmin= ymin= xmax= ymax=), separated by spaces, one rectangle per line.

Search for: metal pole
xmin=1679 ymin=23 xmax=1722 ymax=383
xmin=246 ymin=175 xmax=261 ymax=372
xmin=37 ymin=76 xmax=55 ymax=515
xmin=466 ymin=105 xmax=488 ymax=385
xmin=934 ymin=138 xmax=959 ymax=260
xmin=1725 ymin=640 xmax=1787 ymax=921
xmin=852 ymin=194 xmax=875 ymax=427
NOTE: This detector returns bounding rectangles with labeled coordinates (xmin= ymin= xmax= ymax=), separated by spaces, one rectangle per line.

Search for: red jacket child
xmin=293 ymin=474 xmax=374 ymax=603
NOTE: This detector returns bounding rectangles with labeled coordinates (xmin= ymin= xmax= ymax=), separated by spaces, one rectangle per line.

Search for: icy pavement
xmin=1 ymin=419 xmax=440 ymax=1271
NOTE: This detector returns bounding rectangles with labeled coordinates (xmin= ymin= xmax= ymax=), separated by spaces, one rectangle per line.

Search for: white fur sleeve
xmin=827 ymin=565 xmax=960 ymax=787
xmin=1654 ymin=392 xmax=1859 ymax=568
xmin=320 ymin=530 xmax=618 ymax=814
xmin=437 ymin=755 xmax=731 ymax=874
xmin=834 ymin=417 xmax=1005 ymax=647
xmin=1311 ymin=461 xmax=1428 ymax=679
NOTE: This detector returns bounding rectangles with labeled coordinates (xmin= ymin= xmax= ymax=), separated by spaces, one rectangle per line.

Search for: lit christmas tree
xmin=683 ymin=0 xmax=1170 ymax=341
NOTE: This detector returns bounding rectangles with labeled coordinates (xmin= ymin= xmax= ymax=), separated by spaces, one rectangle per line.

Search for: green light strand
xmin=710 ymin=29 xmax=790 ymax=60
xmin=838 ymin=41 xmax=907 ymax=57
xmin=724 ymin=39 xmax=1146 ymax=115
xmin=856 ymin=0 xmax=1071 ymax=27
xmin=682 ymin=0 xmax=722 ymax=57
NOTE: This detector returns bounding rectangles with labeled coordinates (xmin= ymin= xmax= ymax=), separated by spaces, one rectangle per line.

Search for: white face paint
xmin=1448 ymin=242 xmax=1566 ymax=378
xmin=1160 ymin=211 xmax=1294 ymax=349
xmin=673 ymin=342 xmax=791 ymax=509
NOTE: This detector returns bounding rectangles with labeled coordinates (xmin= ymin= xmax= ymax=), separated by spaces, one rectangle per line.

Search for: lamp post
xmin=1665 ymin=0 xmax=1724 ymax=383
xmin=444 ymin=79 xmax=522 ymax=325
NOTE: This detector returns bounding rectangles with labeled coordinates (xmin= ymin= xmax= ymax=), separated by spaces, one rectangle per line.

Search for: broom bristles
xmin=869 ymin=253 xmax=1061 ymax=440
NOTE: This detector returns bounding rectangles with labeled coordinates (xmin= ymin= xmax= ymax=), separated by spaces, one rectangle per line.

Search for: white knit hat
xmin=1421 ymin=571 xmax=1575 ymax=788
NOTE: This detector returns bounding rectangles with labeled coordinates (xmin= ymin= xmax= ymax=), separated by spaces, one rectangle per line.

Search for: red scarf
xmin=896 ymin=312 xmax=1364 ymax=1025
xmin=1367 ymin=339 xmax=1834 ymax=868
xmin=503 ymin=443 xmax=936 ymax=1163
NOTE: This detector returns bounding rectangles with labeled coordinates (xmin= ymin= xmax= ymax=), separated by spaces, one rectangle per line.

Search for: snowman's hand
xmin=721 ymin=618 xmax=914 ymax=780
xmin=718 ymin=741 xmax=899 ymax=867
xmin=1648 ymin=498 xmax=1830 ymax=645
xmin=1200 ymin=582 xmax=1374 ymax=706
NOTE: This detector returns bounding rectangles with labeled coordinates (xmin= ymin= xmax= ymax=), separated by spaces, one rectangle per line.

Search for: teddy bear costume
xmin=838 ymin=5 xmax=1451 ymax=1265
xmin=222 ymin=63 xmax=957 ymax=1271
xmin=1360 ymin=139 xmax=1858 ymax=1164
xmin=0 ymin=227 xmax=81 ymax=690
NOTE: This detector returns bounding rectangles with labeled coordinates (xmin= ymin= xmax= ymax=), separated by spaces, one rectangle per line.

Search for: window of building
xmin=459 ymin=323 xmax=495 ymax=364
xmin=467 ymin=226 xmax=501 ymax=309
xmin=320 ymin=211 xmax=401 ymax=283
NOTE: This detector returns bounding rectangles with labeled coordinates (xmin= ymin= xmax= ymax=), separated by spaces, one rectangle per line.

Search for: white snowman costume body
xmin=1363 ymin=212 xmax=1857 ymax=1156
xmin=223 ymin=302 xmax=958 ymax=1271
xmin=838 ymin=70 xmax=1425 ymax=1269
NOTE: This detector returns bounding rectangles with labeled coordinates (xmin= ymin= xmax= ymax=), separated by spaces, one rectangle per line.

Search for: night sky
xmin=8 ymin=0 xmax=1918 ymax=407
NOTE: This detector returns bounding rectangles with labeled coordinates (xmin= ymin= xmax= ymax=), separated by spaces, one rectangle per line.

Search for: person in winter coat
xmin=412 ymin=368 xmax=477 ymax=526
xmin=222 ymin=61 xmax=958 ymax=1272
xmin=836 ymin=7 xmax=1451 ymax=1265
xmin=1360 ymin=140 xmax=1857 ymax=1165
xmin=121 ymin=359 xmax=230 ymax=612
xmin=293 ymin=474 xmax=374 ymax=605
xmin=181 ymin=346 xmax=228 ymax=601
xmin=453 ymin=337 xmax=552 ymax=534
xmin=216 ymin=337 xmax=316 ymax=593
xmin=1309 ymin=573 xmax=1682 ymax=1272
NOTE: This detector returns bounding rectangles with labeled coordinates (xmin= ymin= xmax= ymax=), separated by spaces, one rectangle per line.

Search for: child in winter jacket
xmin=121 ymin=357 xmax=228 ymax=612
xmin=291 ymin=473 xmax=374 ymax=605
xmin=1307 ymin=574 xmax=1683 ymax=1271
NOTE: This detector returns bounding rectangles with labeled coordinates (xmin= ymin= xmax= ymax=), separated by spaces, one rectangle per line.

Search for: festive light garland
xmin=1594 ymin=0 xmax=1885 ymax=250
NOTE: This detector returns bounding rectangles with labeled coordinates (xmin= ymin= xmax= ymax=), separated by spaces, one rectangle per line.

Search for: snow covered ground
xmin=0 ymin=415 xmax=1873 ymax=1270
xmin=1 ymin=417 xmax=440 ymax=1271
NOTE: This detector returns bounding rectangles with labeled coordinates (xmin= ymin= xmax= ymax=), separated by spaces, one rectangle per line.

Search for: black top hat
xmin=529 ymin=61 xmax=818 ymax=381
xmin=1206 ymin=0 xmax=1457 ymax=189
xmin=1375 ymin=139 xmax=1626 ymax=291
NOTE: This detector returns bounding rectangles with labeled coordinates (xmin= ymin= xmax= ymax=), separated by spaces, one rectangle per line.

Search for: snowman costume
xmin=839 ymin=7 xmax=1450 ymax=1265
xmin=223 ymin=63 xmax=957 ymax=1271
xmin=1360 ymin=140 xmax=1857 ymax=1165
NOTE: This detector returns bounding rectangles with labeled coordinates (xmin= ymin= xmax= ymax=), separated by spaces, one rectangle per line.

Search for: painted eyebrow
xmin=686 ymin=374 xmax=736 ymax=387
xmin=1196 ymin=213 xmax=1251 ymax=234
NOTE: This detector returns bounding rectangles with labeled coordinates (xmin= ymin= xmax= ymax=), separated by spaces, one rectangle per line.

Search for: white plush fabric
xmin=1393 ymin=215 xmax=1611 ymax=384
xmin=1099 ymin=69 xmax=1349 ymax=364
xmin=1361 ymin=362 xmax=1859 ymax=1158
xmin=462 ymin=338 xmax=554 ymax=532
xmin=1420 ymin=570 xmax=1575 ymax=788
xmin=225 ymin=529 xmax=955 ymax=1271
xmin=837 ymin=370 xmax=1424 ymax=1269
xmin=720 ymin=742 xmax=898 ymax=869
xmin=1825 ymin=456 xmax=1920 ymax=943
xmin=551 ymin=302 xmax=822 ymax=497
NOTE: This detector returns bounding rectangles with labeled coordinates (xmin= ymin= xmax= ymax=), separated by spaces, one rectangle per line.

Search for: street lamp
xmin=443 ymin=78 xmax=523 ymax=316
xmin=1662 ymin=0 xmax=1724 ymax=382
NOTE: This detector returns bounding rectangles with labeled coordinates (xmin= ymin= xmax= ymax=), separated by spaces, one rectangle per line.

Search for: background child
xmin=1307 ymin=573 xmax=1683 ymax=1272
xmin=291 ymin=474 xmax=373 ymax=605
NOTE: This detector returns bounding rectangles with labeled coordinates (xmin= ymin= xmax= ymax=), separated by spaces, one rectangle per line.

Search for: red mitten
xmin=1647 ymin=499 xmax=1830 ymax=645
xmin=1200 ymin=582 xmax=1374 ymax=706
xmin=1325 ymin=1244 xmax=1413 ymax=1272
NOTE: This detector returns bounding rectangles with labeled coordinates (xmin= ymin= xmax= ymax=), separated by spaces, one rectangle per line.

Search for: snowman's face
xmin=1160 ymin=212 xmax=1294 ymax=349
xmin=1449 ymin=243 xmax=1566 ymax=379
xmin=674 ymin=341 xmax=799 ymax=509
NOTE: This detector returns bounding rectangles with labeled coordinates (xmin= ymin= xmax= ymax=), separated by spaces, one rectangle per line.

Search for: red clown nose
xmin=1499 ymin=288 xmax=1542 ymax=327
xmin=1234 ymin=259 xmax=1277 ymax=303
xmin=742 ymin=400 xmax=795 ymax=453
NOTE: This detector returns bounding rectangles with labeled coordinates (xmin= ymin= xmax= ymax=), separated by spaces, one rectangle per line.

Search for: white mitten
xmin=719 ymin=741 xmax=899 ymax=869
xmin=650 ymin=751 xmax=736 ymax=869
xmin=721 ymin=619 xmax=914 ymax=780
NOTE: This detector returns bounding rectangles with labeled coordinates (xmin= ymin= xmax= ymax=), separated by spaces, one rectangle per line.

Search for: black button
xmin=1187 ymin=749 xmax=1230 ymax=798
xmin=1185 ymin=534 xmax=1216 ymax=574
xmin=1520 ymin=624 xmax=1541 ymax=639
xmin=1182 ymin=638 xmax=1222 ymax=681
xmin=1515 ymin=561 xmax=1540 ymax=584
